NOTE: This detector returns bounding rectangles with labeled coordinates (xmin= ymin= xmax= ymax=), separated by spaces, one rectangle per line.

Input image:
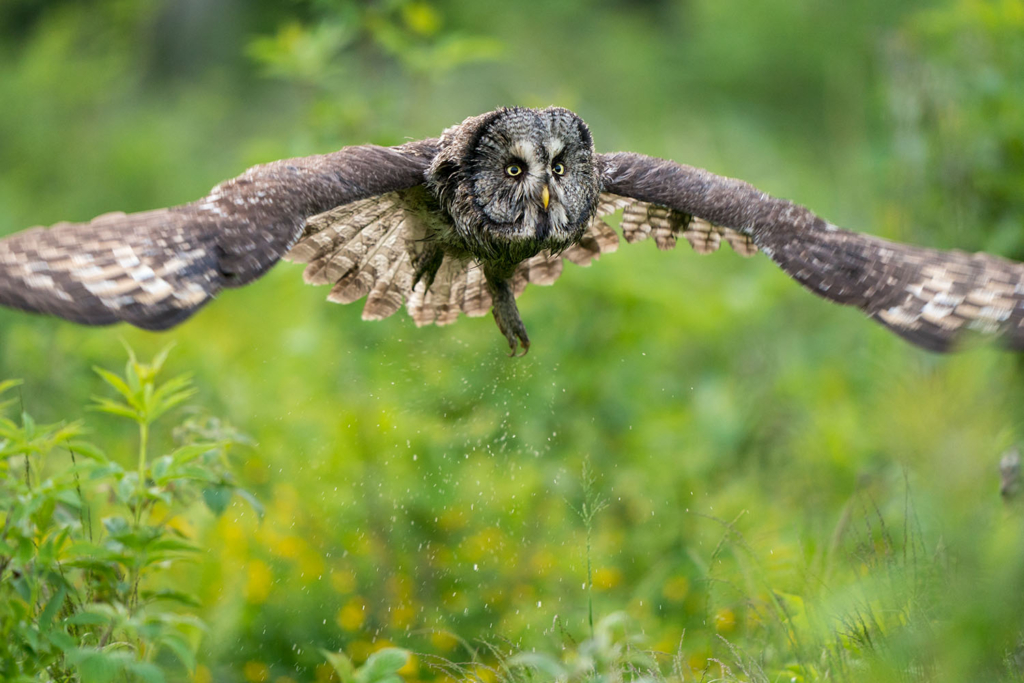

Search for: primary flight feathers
xmin=0 ymin=106 xmax=1022 ymax=353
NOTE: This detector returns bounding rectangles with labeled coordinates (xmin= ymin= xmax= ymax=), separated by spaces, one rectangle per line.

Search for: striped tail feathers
xmin=408 ymin=258 xmax=483 ymax=326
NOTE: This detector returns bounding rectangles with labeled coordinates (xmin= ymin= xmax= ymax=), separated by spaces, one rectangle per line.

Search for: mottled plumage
xmin=2 ymin=105 xmax=1024 ymax=354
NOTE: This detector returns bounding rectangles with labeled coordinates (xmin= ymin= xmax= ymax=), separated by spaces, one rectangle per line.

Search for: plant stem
xmin=135 ymin=421 xmax=149 ymax=527
xmin=586 ymin=517 xmax=594 ymax=640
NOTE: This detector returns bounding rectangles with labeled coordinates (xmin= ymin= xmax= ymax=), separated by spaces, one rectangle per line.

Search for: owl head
xmin=429 ymin=106 xmax=601 ymax=266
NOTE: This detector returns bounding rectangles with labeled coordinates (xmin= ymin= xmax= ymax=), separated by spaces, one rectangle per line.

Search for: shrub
xmin=0 ymin=346 xmax=256 ymax=682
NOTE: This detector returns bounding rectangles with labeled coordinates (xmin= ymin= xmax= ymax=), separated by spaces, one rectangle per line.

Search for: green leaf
xmin=147 ymin=537 xmax=200 ymax=553
xmin=64 ymin=539 xmax=119 ymax=560
xmin=150 ymin=342 xmax=176 ymax=376
xmin=65 ymin=611 xmax=114 ymax=627
xmin=152 ymin=455 xmax=173 ymax=480
xmin=116 ymin=476 xmax=137 ymax=505
xmin=54 ymin=487 xmax=83 ymax=507
xmin=127 ymin=660 xmax=165 ymax=683
xmin=88 ymin=462 xmax=125 ymax=480
xmin=140 ymin=589 xmax=202 ymax=608
xmin=47 ymin=629 xmax=76 ymax=652
xmin=66 ymin=440 xmax=109 ymax=463
xmin=234 ymin=488 xmax=265 ymax=519
xmin=0 ymin=378 xmax=23 ymax=396
xmin=20 ymin=410 xmax=34 ymax=436
xmin=51 ymin=421 xmax=84 ymax=443
xmin=38 ymin=584 xmax=67 ymax=633
xmin=323 ymin=649 xmax=357 ymax=683
xmin=169 ymin=442 xmax=218 ymax=466
xmin=202 ymin=484 xmax=233 ymax=516
xmin=124 ymin=350 xmax=141 ymax=394
xmin=149 ymin=388 xmax=199 ymax=423
xmin=102 ymin=516 xmax=131 ymax=537
xmin=68 ymin=648 xmax=121 ymax=683
xmin=358 ymin=648 xmax=411 ymax=683
xmin=92 ymin=366 xmax=137 ymax=406
xmin=169 ymin=464 xmax=221 ymax=483
xmin=158 ymin=631 xmax=196 ymax=672
xmin=151 ymin=373 xmax=193 ymax=403
xmin=90 ymin=397 xmax=140 ymax=422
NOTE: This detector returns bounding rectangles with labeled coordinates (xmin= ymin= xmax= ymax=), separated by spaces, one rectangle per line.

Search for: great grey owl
xmin=1 ymin=105 xmax=1024 ymax=355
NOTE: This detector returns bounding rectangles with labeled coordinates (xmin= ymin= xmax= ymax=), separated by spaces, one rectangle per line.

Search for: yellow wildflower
xmin=714 ymin=608 xmax=737 ymax=633
xmin=245 ymin=560 xmax=273 ymax=604
xmin=329 ymin=568 xmax=357 ymax=594
xmin=592 ymin=567 xmax=622 ymax=590
xmin=336 ymin=597 xmax=366 ymax=631
xmin=430 ymin=631 xmax=460 ymax=652
xmin=243 ymin=661 xmax=270 ymax=683
xmin=661 ymin=575 xmax=690 ymax=602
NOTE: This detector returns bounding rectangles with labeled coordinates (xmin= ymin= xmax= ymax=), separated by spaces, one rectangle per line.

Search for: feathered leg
xmin=486 ymin=274 xmax=530 ymax=356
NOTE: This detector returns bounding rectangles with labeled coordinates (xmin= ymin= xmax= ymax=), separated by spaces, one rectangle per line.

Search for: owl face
xmin=470 ymin=107 xmax=599 ymax=248
xmin=430 ymin=107 xmax=601 ymax=264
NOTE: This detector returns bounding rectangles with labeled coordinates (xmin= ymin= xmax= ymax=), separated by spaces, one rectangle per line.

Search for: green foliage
xmin=0 ymin=348 xmax=252 ymax=682
xmin=3 ymin=1 xmax=1024 ymax=682
xmin=324 ymin=646 xmax=411 ymax=683
xmin=508 ymin=613 xmax=658 ymax=683
xmin=248 ymin=1 xmax=501 ymax=86
xmin=887 ymin=0 xmax=1024 ymax=256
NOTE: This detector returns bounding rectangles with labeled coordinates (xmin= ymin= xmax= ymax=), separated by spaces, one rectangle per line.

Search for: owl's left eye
xmin=552 ymin=162 xmax=566 ymax=176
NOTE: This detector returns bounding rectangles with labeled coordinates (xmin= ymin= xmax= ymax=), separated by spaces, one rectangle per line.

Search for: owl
xmin=1 ymin=105 xmax=1024 ymax=355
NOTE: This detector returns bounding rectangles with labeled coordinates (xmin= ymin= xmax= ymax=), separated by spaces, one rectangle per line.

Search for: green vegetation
xmin=0 ymin=347 xmax=253 ymax=681
xmin=2 ymin=1 xmax=1024 ymax=681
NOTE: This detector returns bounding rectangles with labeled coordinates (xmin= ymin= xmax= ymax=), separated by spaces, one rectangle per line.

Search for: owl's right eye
xmin=505 ymin=164 xmax=523 ymax=177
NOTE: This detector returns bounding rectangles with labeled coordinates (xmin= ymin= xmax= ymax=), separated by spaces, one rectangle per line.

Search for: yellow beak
xmin=541 ymin=185 xmax=550 ymax=210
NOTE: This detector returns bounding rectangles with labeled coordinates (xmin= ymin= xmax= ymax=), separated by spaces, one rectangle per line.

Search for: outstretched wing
xmin=594 ymin=151 xmax=1024 ymax=352
xmin=0 ymin=139 xmax=438 ymax=330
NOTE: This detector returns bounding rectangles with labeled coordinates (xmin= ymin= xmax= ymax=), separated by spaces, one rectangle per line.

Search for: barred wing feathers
xmin=0 ymin=140 xmax=438 ymax=330
xmin=598 ymin=151 xmax=1024 ymax=352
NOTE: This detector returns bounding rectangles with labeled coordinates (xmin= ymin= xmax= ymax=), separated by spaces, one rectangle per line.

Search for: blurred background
xmin=2 ymin=0 xmax=1024 ymax=681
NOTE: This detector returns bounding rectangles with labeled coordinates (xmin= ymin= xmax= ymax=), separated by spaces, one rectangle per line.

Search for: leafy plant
xmin=324 ymin=646 xmax=412 ymax=683
xmin=0 ymin=346 xmax=256 ymax=682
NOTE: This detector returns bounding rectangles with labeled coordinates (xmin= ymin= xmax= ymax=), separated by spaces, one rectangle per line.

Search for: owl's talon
xmin=487 ymin=273 xmax=530 ymax=357
xmin=505 ymin=332 xmax=530 ymax=357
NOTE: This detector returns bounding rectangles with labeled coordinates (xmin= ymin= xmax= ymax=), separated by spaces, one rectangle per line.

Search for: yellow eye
xmin=505 ymin=164 xmax=522 ymax=177
xmin=552 ymin=162 xmax=565 ymax=176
